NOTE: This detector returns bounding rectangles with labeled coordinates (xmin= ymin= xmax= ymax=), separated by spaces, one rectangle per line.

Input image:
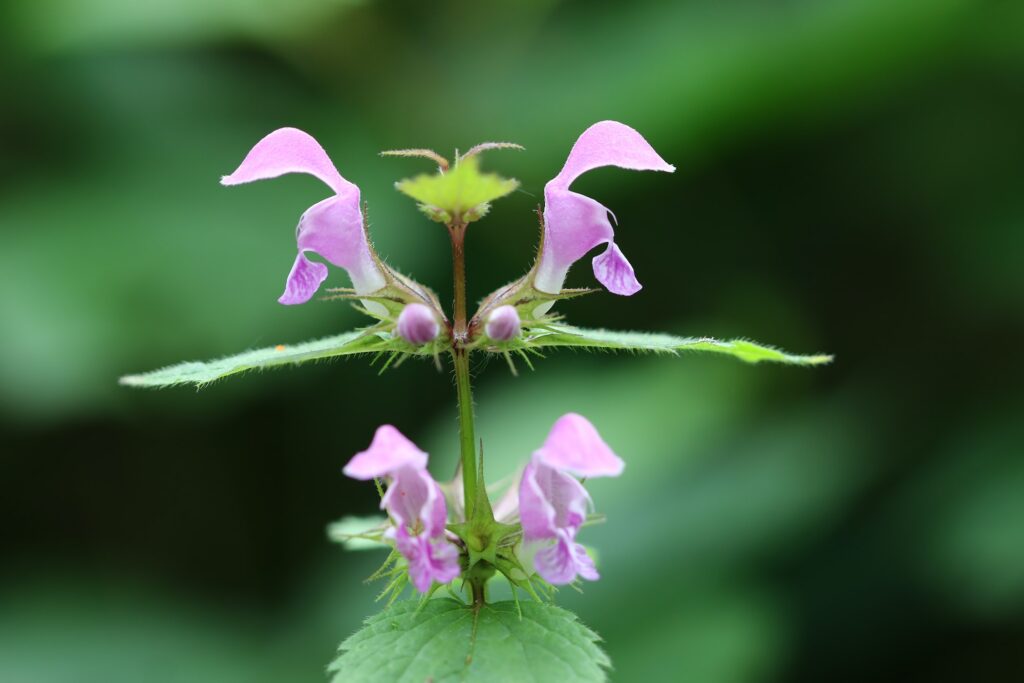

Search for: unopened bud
xmin=485 ymin=305 xmax=520 ymax=342
xmin=397 ymin=303 xmax=440 ymax=345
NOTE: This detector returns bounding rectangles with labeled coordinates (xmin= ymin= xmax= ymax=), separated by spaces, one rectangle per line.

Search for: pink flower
xmin=518 ymin=413 xmax=624 ymax=585
xmin=343 ymin=425 xmax=459 ymax=592
xmin=534 ymin=121 xmax=674 ymax=300
xmin=221 ymin=128 xmax=386 ymax=305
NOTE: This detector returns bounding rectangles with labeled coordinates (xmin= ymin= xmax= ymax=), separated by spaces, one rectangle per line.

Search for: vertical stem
xmin=470 ymin=577 xmax=487 ymax=609
xmin=451 ymin=223 xmax=468 ymax=340
xmin=450 ymin=223 xmax=477 ymax=519
xmin=454 ymin=348 xmax=476 ymax=519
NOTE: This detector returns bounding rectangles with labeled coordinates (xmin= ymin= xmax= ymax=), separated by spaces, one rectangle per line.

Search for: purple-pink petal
xmin=548 ymin=120 xmax=675 ymax=191
xmin=533 ymin=532 xmax=599 ymax=585
xmin=536 ymin=121 xmax=673 ymax=298
xmin=279 ymin=252 xmax=329 ymax=305
xmin=534 ymin=413 xmax=625 ymax=478
xmin=591 ymin=242 xmax=641 ymax=296
xmin=342 ymin=425 xmax=428 ymax=481
xmin=220 ymin=127 xmax=355 ymax=195
xmin=425 ymin=477 xmax=449 ymax=537
xmin=393 ymin=527 xmax=461 ymax=593
xmin=380 ymin=465 xmax=436 ymax=530
xmin=535 ymin=191 xmax=613 ymax=295
xmin=519 ymin=459 xmax=591 ymax=541
xmin=380 ymin=466 xmax=448 ymax=537
xmin=293 ymin=195 xmax=385 ymax=296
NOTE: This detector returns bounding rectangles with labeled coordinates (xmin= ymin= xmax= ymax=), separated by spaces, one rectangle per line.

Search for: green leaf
xmin=518 ymin=325 xmax=832 ymax=366
xmin=119 ymin=328 xmax=396 ymax=388
xmin=327 ymin=515 xmax=389 ymax=551
xmin=329 ymin=599 xmax=610 ymax=683
xmin=395 ymin=157 xmax=519 ymax=220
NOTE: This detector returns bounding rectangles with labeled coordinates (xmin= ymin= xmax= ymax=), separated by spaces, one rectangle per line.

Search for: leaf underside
xmin=327 ymin=515 xmax=389 ymax=551
xmin=519 ymin=325 xmax=832 ymax=366
xmin=329 ymin=599 xmax=609 ymax=683
xmin=119 ymin=323 xmax=829 ymax=389
xmin=119 ymin=328 xmax=401 ymax=388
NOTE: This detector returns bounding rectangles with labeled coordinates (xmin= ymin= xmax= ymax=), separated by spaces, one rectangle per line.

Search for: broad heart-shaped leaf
xmin=120 ymin=328 xmax=406 ymax=388
xmin=330 ymin=599 xmax=610 ymax=683
xmin=514 ymin=325 xmax=832 ymax=366
xmin=395 ymin=156 xmax=519 ymax=219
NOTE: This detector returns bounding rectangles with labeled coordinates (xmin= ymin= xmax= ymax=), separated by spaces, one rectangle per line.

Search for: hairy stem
xmin=451 ymin=223 xmax=468 ymax=340
xmin=453 ymin=348 xmax=477 ymax=519
xmin=470 ymin=577 xmax=487 ymax=609
xmin=450 ymin=223 xmax=477 ymax=519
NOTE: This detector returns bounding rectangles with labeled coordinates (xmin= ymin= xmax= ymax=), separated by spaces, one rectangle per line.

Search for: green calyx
xmin=395 ymin=154 xmax=519 ymax=224
xmin=450 ymin=516 xmax=532 ymax=605
xmin=451 ymin=518 xmax=520 ymax=569
xmin=449 ymin=466 xmax=518 ymax=569
xmin=447 ymin=453 xmax=527 ymax=601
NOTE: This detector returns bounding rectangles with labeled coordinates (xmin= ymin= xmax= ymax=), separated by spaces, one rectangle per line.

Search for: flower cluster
xmin=341 ymin=413 xmax=623 ymax=591
xmin=221 ymin=121 xmax=673 ymax=346
xmin=221 ymin=120 xmax=672 ymax=597
xmin=117 ymin=105 xmax=826 ymax=679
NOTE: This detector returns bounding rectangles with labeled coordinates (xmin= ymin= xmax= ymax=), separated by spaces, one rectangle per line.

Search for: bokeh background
xmin=2 ymin=0 xmax=1023 ymax=680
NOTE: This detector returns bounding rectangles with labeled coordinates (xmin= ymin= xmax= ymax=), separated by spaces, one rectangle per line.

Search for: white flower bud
xmin=485 ymin=305 xmax=521 ymax=342
xmin=397 ymin=303 xmax=440 ymax=345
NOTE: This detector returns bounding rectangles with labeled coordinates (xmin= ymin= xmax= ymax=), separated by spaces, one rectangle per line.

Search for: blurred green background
xmin=2 ymin=0 xmax=1023 ymax=680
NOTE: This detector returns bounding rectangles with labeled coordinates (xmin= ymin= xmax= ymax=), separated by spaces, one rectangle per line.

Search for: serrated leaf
xmin=327 ymin=515 xmax=389 ymax=551
xmin=120 ymin=328 xmax=397 ymax=388
xmin=519 ymin=325 xmax=832 ymax=366
xmin=329 ymin=599 xmax=609 ymax=683
xmin=395 ymin=156 xmax=518 ymax=218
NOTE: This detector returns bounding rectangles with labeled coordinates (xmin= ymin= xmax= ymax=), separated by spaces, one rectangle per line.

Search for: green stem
xmin=470 ymin=576 xmax=487 ymax=609
xmin=451 ymin=223 xmax=468 ymax=340
xmin=450 ymin=223 xmax=477 ymax=519
xmin=454 ymin=348 xmax=477 ymax=519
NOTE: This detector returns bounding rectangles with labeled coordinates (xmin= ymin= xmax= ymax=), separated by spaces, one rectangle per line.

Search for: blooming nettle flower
xmin=221 ymin=127 xmax=386 ymax=305
xmin=343 ymin=425 xmax=460 ymax=592
xmin=533 ymin=120 xmax=675 ymax=303
xmin=519 ymin=413 xmax=624 ymax=585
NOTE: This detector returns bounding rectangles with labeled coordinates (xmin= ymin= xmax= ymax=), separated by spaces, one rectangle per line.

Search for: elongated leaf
xmin=519 ymin=325 xmax=832 ymax=365
xmin=330 ymin=599 xmax=609 ymax=683
xmin=120 ymin=328 xmax=396 ymax=388
xmin=327 ymin=515 xmax=389 ymax=551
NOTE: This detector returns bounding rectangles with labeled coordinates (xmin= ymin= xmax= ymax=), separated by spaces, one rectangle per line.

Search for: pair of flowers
xmin=221 ymin=120 xmax=674 ymax=315
xmin=342 ymin=413 xmax=623 ymax=592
